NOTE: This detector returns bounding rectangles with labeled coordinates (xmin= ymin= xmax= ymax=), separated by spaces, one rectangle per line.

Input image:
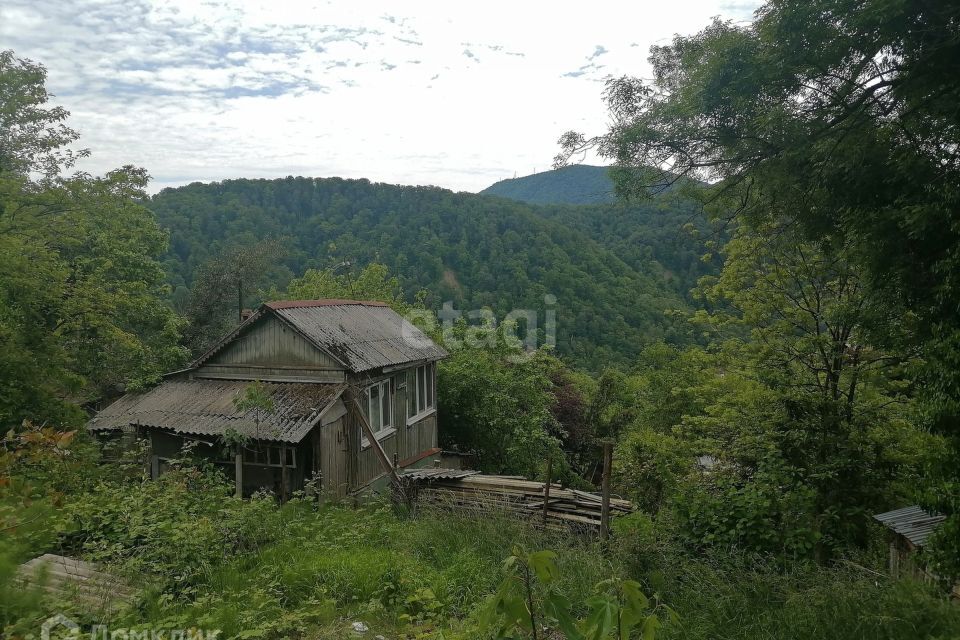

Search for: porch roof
xmin=88 ymin=379 xmax=346 ymax=444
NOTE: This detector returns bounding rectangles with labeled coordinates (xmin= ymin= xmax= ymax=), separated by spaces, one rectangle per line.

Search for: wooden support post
xmin=393 ymin=452 xmax=399 ymax=470
xmin=600 ymin=441 xmax=613 ymax=542
xmin=234 ymin=448 xmax=243 ymax=498
xmin=150 ymin=454 xmax=160 ymax=480
xmin=542 ymin=456 xmax=552 ymax=526
xmin=280 ymin=444 xmax=288 ymax=503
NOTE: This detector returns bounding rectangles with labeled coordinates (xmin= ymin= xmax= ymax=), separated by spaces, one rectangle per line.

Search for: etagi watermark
xmin=401 ymin=295 xmax=557 ymax=357
xmin=39 ymin=614 xmax=219 ymax=640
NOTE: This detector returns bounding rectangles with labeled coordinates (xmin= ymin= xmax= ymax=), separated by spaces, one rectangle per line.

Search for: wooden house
xmin=88 ymin=299 xmax=447 ymax=498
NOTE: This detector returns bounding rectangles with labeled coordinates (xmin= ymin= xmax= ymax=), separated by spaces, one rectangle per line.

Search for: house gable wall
xmin=195 ymin=314 xmax=346 ymax=383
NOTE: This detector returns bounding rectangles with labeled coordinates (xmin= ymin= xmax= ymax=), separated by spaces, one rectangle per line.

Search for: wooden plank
xmin=17 ymin=554 xmax=138 ymax=606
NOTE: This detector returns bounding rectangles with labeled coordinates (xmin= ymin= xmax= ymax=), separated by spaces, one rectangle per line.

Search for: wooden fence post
xmin=542 ymin=456 xmax=553 ymax=526
xmin=280 ymin=444 xmax=288 ymax=503
xmin=600 ymin=441 xmax=613 ymax=542
xmin=234 ymin=447 xmax=243 ymax=498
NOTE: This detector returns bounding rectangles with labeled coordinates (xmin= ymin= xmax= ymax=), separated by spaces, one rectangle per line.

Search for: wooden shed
xmin=88 ymin=299 xmax=447 ymax=498
xmin=874 ymin=505 xmax=946 ymax=583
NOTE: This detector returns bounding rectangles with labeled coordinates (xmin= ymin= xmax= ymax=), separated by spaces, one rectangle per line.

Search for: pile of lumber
xmin=17 ymin=554 xmax=137 ymax=612
xmin=407 ymin=473 xmax=633 ymax=531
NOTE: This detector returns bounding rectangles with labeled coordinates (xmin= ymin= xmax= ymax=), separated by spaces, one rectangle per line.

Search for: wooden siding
xmin=193 ymin=364 xmax=345 ymax=383
xmin=318 ymin=416 xmax=351 ymax=497
xmin=315 ymin=368 xmax=439 ymax=497
xmin=199 ymin=315 xmax=344 ymax=382
xmin=354 ymin=413 xmax=438 ymax=490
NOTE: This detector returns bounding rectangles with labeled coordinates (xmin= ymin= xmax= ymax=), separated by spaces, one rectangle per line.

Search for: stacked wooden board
xmin=403 ymin=472 xmax=634 ymax=531
xmin=17 ymin=554 xmax=137 ymax=613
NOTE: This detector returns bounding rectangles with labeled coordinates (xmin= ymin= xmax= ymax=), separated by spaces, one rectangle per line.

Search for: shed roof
xmin=873 ymin=505 xmax=946 ymax=548
xmin=194 ymin=299 xmax=447 ymax=374
xmin=88 ymin=379 xmax=345 ymax=444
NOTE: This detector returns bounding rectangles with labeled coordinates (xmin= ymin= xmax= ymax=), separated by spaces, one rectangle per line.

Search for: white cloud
xmin=1 ymin=0 xmax=761 ymax=193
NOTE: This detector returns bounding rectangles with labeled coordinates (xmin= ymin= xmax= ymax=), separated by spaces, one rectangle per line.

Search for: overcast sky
xmin=1 ymin=0 xmax=759 ymax=194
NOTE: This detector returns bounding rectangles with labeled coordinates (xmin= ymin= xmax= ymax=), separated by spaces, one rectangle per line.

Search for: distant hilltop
xmin=480 ymin=165 xmax=616 ymax=206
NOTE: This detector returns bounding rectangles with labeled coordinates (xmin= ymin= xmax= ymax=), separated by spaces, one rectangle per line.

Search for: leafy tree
xmin=687 ymin=228 xmax=928 ymax=557
xmin=276 ymin=262 xmax=416 ymax=314
xmin=0 ymin=50 xmax=87 ymax=180
xmin=0 ymin=50 xmax=186 ymax=428
xmin=438 ymin=330 xmax=566 ymax=480
xmin=559 ymin=0 xmax=960 ymax=575
xmin=181 ymin=239 xmax=287 ymax=355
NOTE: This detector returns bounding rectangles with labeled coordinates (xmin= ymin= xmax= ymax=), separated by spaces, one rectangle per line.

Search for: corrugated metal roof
xmin=266 ymin=299 xmax=388 ymax=309
xmin=401 ymin=468 xmax=481 ymax=482
xmin=874 ymin=505 xmax=946 ymax=547
xmin=269 ymin=301 xmax=448 ymax=373
xmin=192 ymin=300 xmax=447 ymax=374
xmin=87 ymin=380 xmax=345 ymax=444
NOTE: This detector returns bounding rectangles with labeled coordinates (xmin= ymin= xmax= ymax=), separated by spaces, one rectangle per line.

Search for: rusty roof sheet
xmin=87 ymin=380 xmax=345 ymax=444
xmin=874 ymin=505 xmax=946 ymax=548
xmin=270 ymin=301 xmax=447 ymax=373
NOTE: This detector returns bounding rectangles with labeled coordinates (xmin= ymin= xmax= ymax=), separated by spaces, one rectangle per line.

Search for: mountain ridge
xmin=480 ymin=165 xmax=616 ymax=205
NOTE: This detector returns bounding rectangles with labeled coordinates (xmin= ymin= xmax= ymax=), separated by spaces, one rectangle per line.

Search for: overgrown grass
xmin=648 ymin=553 xmax=960 ymax=640
xmin=3 ymin=463 xmax=960 ymax=639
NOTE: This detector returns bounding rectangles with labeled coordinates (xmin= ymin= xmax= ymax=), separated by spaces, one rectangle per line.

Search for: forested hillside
xmin=151 ymin=177 xmax=709 ymax=368
xmin=481 ymin=165 xmax=616 ymax=205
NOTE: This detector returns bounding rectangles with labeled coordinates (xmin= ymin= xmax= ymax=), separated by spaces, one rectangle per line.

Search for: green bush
xmin=63 ymin=466 xmax=284 ymax=590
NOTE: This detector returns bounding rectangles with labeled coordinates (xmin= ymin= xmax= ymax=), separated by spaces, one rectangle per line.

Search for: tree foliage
xmin=0 ymin=51 xmax=186 ymax=428
xmin=560 ymin=0 xmax=960 ymax=576
xmin=180 ymin=239 xmax=288 ymax=355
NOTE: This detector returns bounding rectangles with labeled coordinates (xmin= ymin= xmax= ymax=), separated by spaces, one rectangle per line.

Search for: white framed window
xmin=364 ymin=378 xmax=392 ymax=436
xmin=407 ymin=363 xmax=436 ymax=424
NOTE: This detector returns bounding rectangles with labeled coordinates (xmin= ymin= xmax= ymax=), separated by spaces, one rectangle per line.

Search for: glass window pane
xmin=417 ymin=366 xmax=426 ymax=413
xmin=381 ymin=382 xmax=391 ymax=427
xmin=427 ymin=364 xmax=434 ymax=409
xmin=370 ymin=385 xmax=381 ymax=431
xmin=407 ymin=370 xmax=416 ymax=418
xmin=286 ymin=448 xmax=294 ymax=467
